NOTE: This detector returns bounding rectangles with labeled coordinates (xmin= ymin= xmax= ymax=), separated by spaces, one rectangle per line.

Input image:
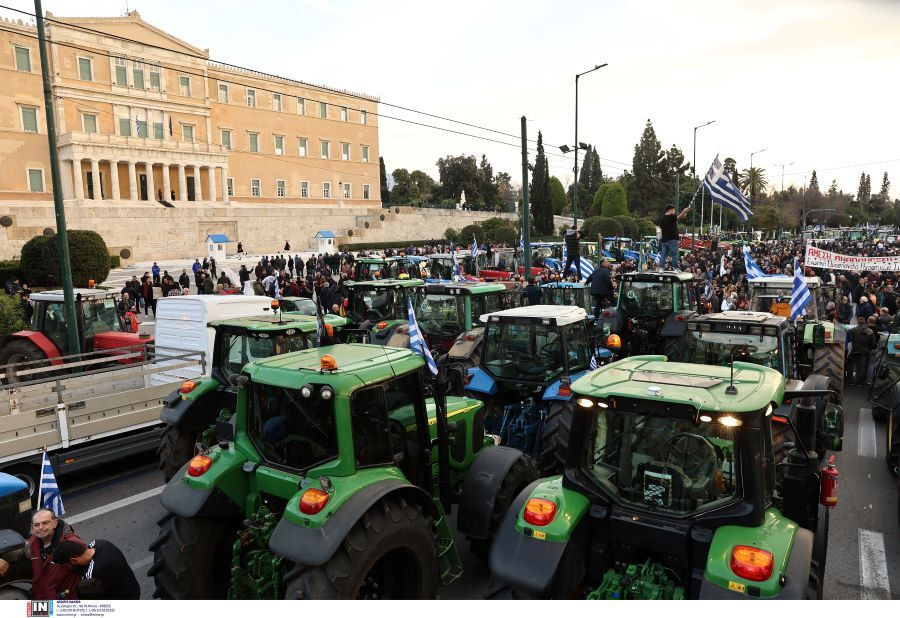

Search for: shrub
xmin=600 ymin=182 xmax=628 ymax=217
xmin=459 ymin=224 xmax=483 ymax=246
xmin=0 ymin=260 xmax=23 ymax=289
xmin=479 ymin=218 xmax=511 ymax=242
xmin=0 ymin=294 xmax=26 ymax=340
xmin=109 ymin=255 xmax=121 ymax=269
xmin=591 ymin=183 xmax=611 ymax=216
xmin=444 ymin=227 xmax=459 ymax=243
xmin=583 ymin=216 xmax=623 ymax=240
xmin=614 ymin=216 xmax=641 ymax=240
xmin=636 ymin=217 xmax=658 ymax=237
xmin=21 ymin=230 xmax=110 ymax=288
xmin=492 ymin=226 xmax=518 ymax=246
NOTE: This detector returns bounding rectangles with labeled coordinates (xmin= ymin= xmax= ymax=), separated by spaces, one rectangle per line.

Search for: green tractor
xmin=488 ymin=356 xmax=840 ymax=599
xmin=157 ymin=311 xmax=348 ymax=481
xmin=867 ymin=311 xmax=900 ymax=527
xmin=150 ymin=344 xmax=538 ymax=599
xmin=748 ymin=276 xmax=845 ymax=397
xmin=350 ymin=257 xmax=388 ymax=281
xmin=344 ymin=278 xmax=424 ymax=345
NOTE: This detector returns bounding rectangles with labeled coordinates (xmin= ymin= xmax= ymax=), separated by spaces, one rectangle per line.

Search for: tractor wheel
xmin=468 ymin=455 xmax=538 ymax=564
xmin=1 ymin=463 xmax=40 ymax=508
xmin=662 ymin=336 xmax=684 ymax=362
xmin=148 ymin=512 xmax=234 ymax=599
xmin=539 ymin=400 xmax=573 ymax=476
xmin=157 ymin=424 xmax=200 ymax=482
xmin=813 ymin=343 xmax=845 ymax=404
xmin=0 ymin=339 xmax=48 ymax=384
xmin=283 ymin=495 xmax=439 ymax=599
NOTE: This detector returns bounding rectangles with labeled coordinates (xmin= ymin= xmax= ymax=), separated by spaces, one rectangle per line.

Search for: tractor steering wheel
xmin=662 ymin=433 xmax=718 ymax=479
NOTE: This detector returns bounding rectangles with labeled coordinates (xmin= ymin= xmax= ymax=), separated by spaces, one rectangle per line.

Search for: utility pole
xmin=572 ymin=63 xmax=607 ymax=227
xmin=521 ymin=116 xmax=531 ymax=272
xmin=35 ymin=0 xmax=80 ymax=356
xmin=775 ymin=162 xmax=794 ymax=238
xmin=691 ymin=120 xmax=716 ymax=252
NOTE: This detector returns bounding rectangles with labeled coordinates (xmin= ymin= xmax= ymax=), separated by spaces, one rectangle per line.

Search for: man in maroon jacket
xmin=25 ymin=509 xmax=84 ymax=600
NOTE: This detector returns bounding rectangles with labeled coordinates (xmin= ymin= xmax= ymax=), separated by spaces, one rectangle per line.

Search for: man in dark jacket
xmin=53 ymin=540 xmax=139 ymax=600
xmin=562 ymin=226 xmax=584 ymax=280
xmin=585 ymin=259 xmax=614 ymax=318
xmin=178 ymin=269 xmax=190 ymax=290
xmin=522 ymin=277 xmax=542 ymax=305
xmin=850 ymin=316 xmax=877 ymax=385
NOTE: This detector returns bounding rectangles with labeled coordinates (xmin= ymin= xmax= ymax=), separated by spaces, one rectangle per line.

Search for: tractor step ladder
xmin=433 ymin=501 xmax=462 ymax=586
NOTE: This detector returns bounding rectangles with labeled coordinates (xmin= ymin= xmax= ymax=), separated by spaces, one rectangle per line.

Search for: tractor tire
xmin=283 ymin=495 xmax=439 ymax=600
xmin=539 ymin=400 xmax=573 ymax=476
xmin=157 ymin=424 xmax=199 ymax=482
xmin=662 ymin=336 xmax=684 ymax=362
xmin=0 ymin=339 xmax=48 ymax=385
xmin=148 ymin=512 xmax=234 ymax=599
xmin=813 ymin=343 xmax=845 ymax=404
xmin=468 ymin=455 xmax=538 ymax=564
xmin=1 ymin=463 xmax=40 ymax=508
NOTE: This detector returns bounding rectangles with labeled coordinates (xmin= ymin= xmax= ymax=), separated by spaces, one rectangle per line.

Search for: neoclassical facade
xmin=0 ymin=11 xmax=380 ymax=207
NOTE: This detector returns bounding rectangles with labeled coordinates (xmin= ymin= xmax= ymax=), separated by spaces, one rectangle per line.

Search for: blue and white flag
xmin=470 ymin=235 xmax=478 ymax=258
xmin=743 ymin=245 xmax=766 ymax=279
xmin=519 ymin=232 xmax=524 ymax=251
xmin=703 ymin=156 xmax=753 ymax=222
xmin=561 ymin=245 xmax=595 ymax=279
xmin=274 ymin=278 xmax=280 ymax=299
xmin=450 ymin=240 xmax=460 ymax=278
xmin=407 ymin=296 xmax=437 ymax=375
xmin=790 ymin=258 xmax=811 ymax=321
xmin=589 ymin=354 xmax=599 ymax=370
xmin=39 ymin=451 xmax=64 ymax=517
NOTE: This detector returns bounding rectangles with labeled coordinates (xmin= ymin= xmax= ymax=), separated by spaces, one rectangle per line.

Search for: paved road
xmin=53 ymin=386 xmax=898 ymax=600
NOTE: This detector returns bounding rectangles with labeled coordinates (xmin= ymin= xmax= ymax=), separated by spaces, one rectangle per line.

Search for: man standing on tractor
xmin=586 ymin=258 xmax=614 ymax=317
xmin=563 ymin=225 xmax=584 ymax=280
xmin=658 ymin=203 xmax=691 ymax=271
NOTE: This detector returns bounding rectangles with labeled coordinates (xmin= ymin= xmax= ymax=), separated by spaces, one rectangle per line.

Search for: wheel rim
xmin=355 ymin=548 xmax=421 ymax=599
xmin=14 ymin=472 xmax=36 ymax=497
xmin=4 ymin=352 xmax=28 ymax=383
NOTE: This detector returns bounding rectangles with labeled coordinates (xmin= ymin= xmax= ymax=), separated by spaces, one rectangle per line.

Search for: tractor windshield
xmin=482 ymin=322 xmax=565 ymax=382
xmin=416 ymin=294 xmax=464 ymax=337
xmin=751 ymin=288 xmax=822 ymax=320
xmin=280 ymin=298 xmax=317 ymax=316
xmin=619 ymin=280 xmax=674 ymax=317
xmin=81 ymin=299 xmax=125 ymax=334
xmin=219 ymin=332 xmax=311 ymax=382
xmin=248 ymin=382 xmax=338 ymax=472
xmin=353 ymin=261 xmax=386 ymax=281
xmin=588 ymin=408 xmax=739 ymax=515
xmin=544 ymin=287 xmax=591 ymax=313
xmin=347 ymin=287 xmax=403 ymax=323
xmin=682 ymin=330 xmax=783 ymax=371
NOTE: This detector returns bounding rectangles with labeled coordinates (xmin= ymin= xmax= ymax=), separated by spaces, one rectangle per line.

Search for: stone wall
xmin=0 ymin=200 xmax=516 ymax=260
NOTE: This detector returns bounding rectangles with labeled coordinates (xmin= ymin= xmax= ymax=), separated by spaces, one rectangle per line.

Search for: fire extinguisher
xmin=820 ymin=455 xmax=839 ymax=507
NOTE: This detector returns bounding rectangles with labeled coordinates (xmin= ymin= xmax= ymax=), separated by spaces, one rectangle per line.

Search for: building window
xmin=300 ymin=181 xmax=309 ymax=198
xmin=149 ymin=66 xmax=160 ymax=91
xmin=221 ymin=129 xmax=232 ymax=149
xmin=361 ymin=144 xmax=370 ymax=163
xmin=136 ymin=118 xmax=148 ymax=138
xmin=341 ymin=143 xmax=350 ymax=161
xmin=274 ymin=135 xmax=284 ymax=155
xmin=133 ymin=61 xmax=145 ymax=89
xmin=323 ymin=182 xmax=331 ymax=198
xmin=298 ymin=137 xmax=308 ymax=157
xmin=342 ymin=183 xmax=351 ymax=199
xmin=360 ymin=110 xmax=367 ymax=125
xmin=226 ymin=178 xmax=234 ymax=196
xmin=179 ymin=75 xmax=191 ymax=96
xmin=320 ymin=140 xmax=330 ymax=159
xmin=218 ymin=83 xmax=228 ymax=103
xmin=340 ymin=106 xmax=348 ymax=122
xmin=251 ymin=179 xmax=261 ymax=197
xmin=14 ymin=45 xmax=31 ymax=72
xmin=20 ymin=106 xmax=38 ymax=133
xmin=118 ymin=116 xmax=132 ymax=137
xmin=182 ymin=124 xmax=194 ymax=143
xmin=276 ymin=180 xmax=286 ymax=197
xmin=82 ymin=113 xmax=98 ymax=134
xmin=319 ymin=101 xmax=327 ymax=118
xmin=249 ymin=132 xmax=259 ymax=153
xmin=78 ymin=57 xmax=93 ymax=81
xmin=297 ymin=97 xmax=305 ymax=114
xmin=27 ymin=169 xmax=44 ymax=192
xmin=114 ymin=57 xmax=127 ymax=86
xmin=273 ymin=93 xmax=282 ymax=112
xmin=247 ymin=88 xmax=256 ymax=107
xmin=153 ymin=121 xmax=163 ymax=139
xmin=363 ymin=184 xmax=371 ymax=199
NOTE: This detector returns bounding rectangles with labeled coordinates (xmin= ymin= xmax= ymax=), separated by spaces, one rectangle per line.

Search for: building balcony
xmin=57 ymin=132 xmax=228 ymax=156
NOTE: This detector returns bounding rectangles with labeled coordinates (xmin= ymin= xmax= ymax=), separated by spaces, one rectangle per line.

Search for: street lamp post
xmin=573 ymin=63 xmax=607 ymax=228
xmin=749 ymin=147 xmax=767 ymax=208
xmin=775 ymin=162 xmax=794 ymax=237
xmin=691 ymin=120 xmax=716 ymax=252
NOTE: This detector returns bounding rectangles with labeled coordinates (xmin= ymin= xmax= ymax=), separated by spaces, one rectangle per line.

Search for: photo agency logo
xmin=26 ymin=600 xmax=53 ymax=617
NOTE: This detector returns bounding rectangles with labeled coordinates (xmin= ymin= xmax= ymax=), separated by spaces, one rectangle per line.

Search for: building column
xmin=127 ymin=161 xmax=137 ymax=200
xmin=145 ymin=162 xmax=156 ymax=201
xmin=90 ymin=158 xmax=102 ymax=200
xmin=220 ymin=166 xmax=229 ymax=204
xmin=72 ymin=159 xmax=84 ymax=201
xmin=162 ymin=164 xmax=171 ymax=202
xmin=178 ymin=164 xmax=187 ymax=201
xmin=206 ymin=166 xmax=217 ymax=202
xmin=109 ymin=160 xmax=121 ymax=200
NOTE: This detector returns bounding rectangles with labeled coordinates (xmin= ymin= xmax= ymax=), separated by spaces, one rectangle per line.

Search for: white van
xmin=153 ymin=295 xmax=274 ymax=380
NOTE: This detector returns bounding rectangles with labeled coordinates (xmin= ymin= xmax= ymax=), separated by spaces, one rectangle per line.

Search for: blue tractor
xmin=0 ymin=473 xmax=31 ymax=599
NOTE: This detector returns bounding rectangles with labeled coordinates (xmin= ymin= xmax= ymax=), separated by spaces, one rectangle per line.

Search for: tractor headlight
xmin=576 ymin=398 xmax=594 ymax=408
xmin=300 ymin=384 xmax=313 ymax=398
xmin=320 ymin=386 xmax=334 ymax=401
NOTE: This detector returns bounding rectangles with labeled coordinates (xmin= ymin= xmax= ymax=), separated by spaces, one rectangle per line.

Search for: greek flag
xmin=703 ymin=156 xmax=753 ymax=221
xmin=470 ymin=235 xmax=478 ymax=258
xmin=743 ymin=245 xmax=767 ymax=279
xmin=315 ymin=296 xmax=326 ymax=346
xmin=39 ymin=451 xmax=64 ymax=516
xmin=274 ymin=278 xmax=280 ymax=299
xmin=589 ymin=354 xmax=599 ymax=370
xmin=790 ymin=258 xmax=811 ymax=321
xmin=561 ymin=245 xmax=595 ymax=279
xmin=519 ymin=232 xmax=524 ymax=251
xmin=407 ymin=296 xmax=437 ymax=375
xmin=450 ymin=240 xmax=460 ymax=278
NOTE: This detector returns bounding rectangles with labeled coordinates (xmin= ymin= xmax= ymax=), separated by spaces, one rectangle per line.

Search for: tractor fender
xmin=465 ymin=367 xmax=497 ymax=396
xmin=488 ymin=478 xmax=589 ymax=596
xmin=447 ymin=327 xmax=484 ymax=361
xmin=370 ymin=321 xmax=402 ymax=345
xmin=699 ymin=526 xmax=813 ymax=599
xmin=542 ymin=371 xmax=588 ymax=401
xmin=159 ymin=379 xmax=221 ymax=431
xmin=159 ymin=463 xmax=243 ymax=519
xmin=457 ymin=446 xmax=531 ymax=540
xmin=2 ymin=332 xmax=63 ymax=365
xmin=596 ymin=309 xmax=624 ymax=334
xmin=268 ymin=478 xmax=437 ymax=567
xmin=659 ymin=311 xmax=694 ymax=338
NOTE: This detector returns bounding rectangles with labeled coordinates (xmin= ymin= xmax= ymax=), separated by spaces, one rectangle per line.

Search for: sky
xmin=4 ymin=0 xmax=900 ymax=199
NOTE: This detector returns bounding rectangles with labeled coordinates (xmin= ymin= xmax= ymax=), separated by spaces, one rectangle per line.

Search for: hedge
xmin=0 ymin=294 xmax=26 ymax=340
xmin=109 ymin=255 xmax=121 ymax=269
xmin=21 ymin=230 xmax=110 ymax=287
xmin=339 ymin=239 xmax=440 ymax=252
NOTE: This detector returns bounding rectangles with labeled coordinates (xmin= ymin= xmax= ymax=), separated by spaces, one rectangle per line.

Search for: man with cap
xmin=53 ymin=540 xmax=139 ymax=600
xmin=658 ymin=203 xmax=691 ymax=271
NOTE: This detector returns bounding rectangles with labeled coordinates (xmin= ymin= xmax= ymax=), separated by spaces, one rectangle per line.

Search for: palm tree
xmin=738 ymin=167 xmax=768 ymax=204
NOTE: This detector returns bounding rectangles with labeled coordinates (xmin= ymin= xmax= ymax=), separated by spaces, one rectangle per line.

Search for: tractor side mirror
xmin=822 ymin=403 xmax=844 ymax=452
xmin=812 ymin=324 xmax=825 ymax=348
xmin=228 ymin=374 xmax=249 ymax=389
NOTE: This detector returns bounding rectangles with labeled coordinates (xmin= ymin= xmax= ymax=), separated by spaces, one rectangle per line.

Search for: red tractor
xmin=0 ymin=289 xmax=153 ymax=383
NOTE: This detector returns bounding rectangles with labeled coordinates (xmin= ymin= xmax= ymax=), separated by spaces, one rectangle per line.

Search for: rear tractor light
xmin=558 ymin=383 xmax=572 ymax=397
xmin=187 ymin=455 xmax=212 ymax=477
xmin=730 ymin=545 xmax=774 ymax=582
xmin=299 ymin=488 xmax=330 ymax=515
xmin=180 ymin=380 xmax=197 ymax=394
xmin=523 ymin=497 xmax=557 ymax=527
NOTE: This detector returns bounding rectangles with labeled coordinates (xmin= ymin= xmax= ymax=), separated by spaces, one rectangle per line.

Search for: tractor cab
xmin=415 ymin=282 xmax=510 ymax=353
xmin=682 ymin=312 xmax=793 ymax=375
xmin=541 ymin=281 xmax=593 ymax=317
xmin=749 ymin=276 xmax=826 ymax=321
xmin=344 ymin=278 xmax=424 ymax=346
xmin=426 ymin=253 xmax=483 ymax=282
xmin=351 ymin=257 xmax=388 ymax=281
xmin=867 ymin=311 xmax=900 ymax=476
xmin=384 ymin=255 xmax=428 ymax=280
xmin=277 ymin=297 xmax=317 ymax=316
